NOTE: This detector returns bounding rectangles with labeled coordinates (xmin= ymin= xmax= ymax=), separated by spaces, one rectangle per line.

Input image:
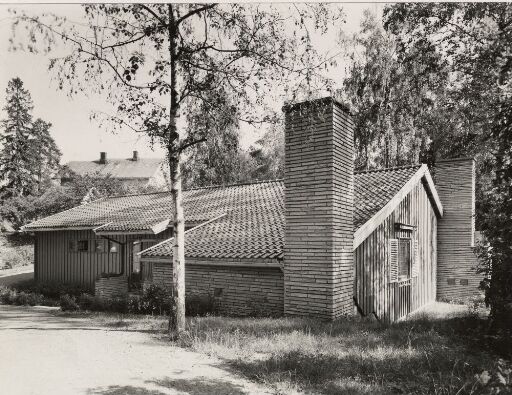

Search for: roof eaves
xmin=139 ymin=213 xmax=227 ymax=259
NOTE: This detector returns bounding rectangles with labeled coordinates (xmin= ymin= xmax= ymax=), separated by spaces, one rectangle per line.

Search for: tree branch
xmin=176 ymin=4 xmax=217 ymax=26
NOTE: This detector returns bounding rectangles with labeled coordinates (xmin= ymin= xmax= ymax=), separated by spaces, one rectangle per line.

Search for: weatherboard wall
xmin=354 ymin=179 xmax=437 ymax=322
xmin=34 ymin=229 xmax=171 ymax=289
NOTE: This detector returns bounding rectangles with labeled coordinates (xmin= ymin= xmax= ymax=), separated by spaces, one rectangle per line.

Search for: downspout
xmin=99 ymin=235 xmax=127 ymax=278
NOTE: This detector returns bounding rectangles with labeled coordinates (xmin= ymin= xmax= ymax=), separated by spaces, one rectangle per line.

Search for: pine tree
xmin=0 ymin=77 xmax=37 ymax=198
xmin=31 ymin=118 xmax=62 ymax=192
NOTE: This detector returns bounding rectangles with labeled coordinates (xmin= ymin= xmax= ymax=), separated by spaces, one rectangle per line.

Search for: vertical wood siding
xmin=354 ymin=181 xmax=437 ymax=322
xmin=35 ymin=229 xmax=172 ymax=290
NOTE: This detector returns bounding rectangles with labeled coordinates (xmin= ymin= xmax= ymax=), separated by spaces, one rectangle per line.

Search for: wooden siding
xmin=34 ymin=229 xmax=171 ymax=290
xmin=354 ymin=180 xmax=437 ymax=322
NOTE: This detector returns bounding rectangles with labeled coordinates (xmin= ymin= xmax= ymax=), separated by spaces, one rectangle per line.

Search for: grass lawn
xmin=56 ymin=301 xmax=512 ymax=395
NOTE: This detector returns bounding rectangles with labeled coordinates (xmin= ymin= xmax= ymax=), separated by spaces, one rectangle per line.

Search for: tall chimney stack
xmin=99 ymin=152 xmax=107 ymax=164
xmin=434 ymin=158 xmax=480 ymax=299
xmin=283 ymin=97 xmax=354 ymax=319
xmin=132 ymin=151 xmax=139 ymax=161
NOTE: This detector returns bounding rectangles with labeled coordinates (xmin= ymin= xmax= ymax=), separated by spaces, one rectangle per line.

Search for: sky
xmin=0 ymin=3 xmax=383 ymax=163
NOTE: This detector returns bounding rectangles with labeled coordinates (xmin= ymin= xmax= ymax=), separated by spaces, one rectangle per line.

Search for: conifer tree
xmin=0 ymin=77 xmax=37 ymax=198
xmin=31 ymin=118 xmax=62 ymax=191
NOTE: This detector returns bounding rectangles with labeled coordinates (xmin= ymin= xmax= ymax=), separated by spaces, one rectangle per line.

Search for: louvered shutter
xmin=389 ymin=239 xmax=398 ymax=283
xmin=411 ymin=238 xmax=419 ymax=277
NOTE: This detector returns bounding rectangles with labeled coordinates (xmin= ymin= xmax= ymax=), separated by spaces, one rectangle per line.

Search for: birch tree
xmin=11 ymin=3 xmax=342 ymax=334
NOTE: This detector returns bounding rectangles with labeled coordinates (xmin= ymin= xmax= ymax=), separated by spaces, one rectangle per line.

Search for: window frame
xmin=77 ymin=240 xmax=89 ymax=252
xmin=397 ymin=237 xmax=412 ymax=280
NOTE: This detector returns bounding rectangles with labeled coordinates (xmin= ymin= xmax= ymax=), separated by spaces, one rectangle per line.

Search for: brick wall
xmin=434 ymin=158 xmax=481 ymax=299
xmin=148 ymin=259 xmax=284 ymax=317
xmin=283 ymin=97 xmax=355 ymax=319
xmin=95 ymin=276 xmax=128 ymax=299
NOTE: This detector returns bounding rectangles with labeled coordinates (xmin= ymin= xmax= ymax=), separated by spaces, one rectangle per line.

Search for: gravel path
xmin=0 ymin=305 xmax=271 ymax=395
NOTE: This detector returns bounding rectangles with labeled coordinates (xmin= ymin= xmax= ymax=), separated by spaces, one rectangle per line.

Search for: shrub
xmin=60 ymin=294 xmax=79 ymax=311
xmin=16 ymin=280 xmax=91 ymax=299
xmin=0 ymin=285 xmax=51 ymax=306
xmin=130 ymin=284 xmax=173 ymax=315
xmin=1 ymin=245 xmax=33 ymax=269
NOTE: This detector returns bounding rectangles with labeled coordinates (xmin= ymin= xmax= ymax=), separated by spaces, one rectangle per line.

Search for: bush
xmin=0 ymin=285 xmax=51 ymax=306
xmin=1 ymin=245 xmax=33 ymax=269
xmin=16 ymin=280 xmax=91 ymax=299
xmin=129 ymin=284 xmax=172 ymax=315
xmin=60 ymin=294 xmax=79 ymax=311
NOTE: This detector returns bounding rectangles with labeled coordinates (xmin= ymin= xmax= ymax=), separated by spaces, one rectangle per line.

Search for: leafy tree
xmin=12 ymin=4 xmax=341 ymax=333
xmin=31 ymin=118 xmax=62 ymax=192
xmin=181 ymin=88 xmax=244 ymax=188
xmin=384 ymin=3 xmax=512 ymax=324
xmin=340 ymin=10 xmax=461 ymax=170
xmin=247 ymin=122 xmax=285 ymax=180
xmin=0 ymin=78 xmax=37 ymax=197
xmin=1 ymin=173 xmax=131 ymax=230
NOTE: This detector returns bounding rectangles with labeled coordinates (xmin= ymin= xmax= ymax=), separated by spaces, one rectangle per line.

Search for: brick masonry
xmin=95 ymin=276 xmax=128 ymax=299
xmin=283 ymin=97 xmax=355 ymax=319
xmin=148 ymin=259 xmax=284 ymax=317
xmin=434 ymin=158 xmax=482 ymax=299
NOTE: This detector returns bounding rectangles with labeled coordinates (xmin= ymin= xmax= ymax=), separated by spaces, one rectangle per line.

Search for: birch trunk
xmin=170 ymin=153 xmax=186 ymax=334
xmin=167 ymin=4 xmax=186 ymax=335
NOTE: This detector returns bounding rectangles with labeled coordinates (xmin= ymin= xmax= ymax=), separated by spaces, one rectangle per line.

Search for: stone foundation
xmin=147 ymin=260 xmax=284 ymax=317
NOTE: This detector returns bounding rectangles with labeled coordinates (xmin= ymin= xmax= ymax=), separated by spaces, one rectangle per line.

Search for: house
xmin=59 ymin=151 xmax=169 ymax=190
xmin=22 ymin=97 xmax=481 ymax=322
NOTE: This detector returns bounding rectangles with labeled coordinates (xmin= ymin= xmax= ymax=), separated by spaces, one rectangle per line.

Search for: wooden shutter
xmin=411 ymin=238 xmax=419 ymax=277
xmin=389 ymin=239 xmax=399 ymax=282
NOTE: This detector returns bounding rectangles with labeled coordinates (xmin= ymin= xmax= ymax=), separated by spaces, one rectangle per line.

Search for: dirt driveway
xmin=0 ymin=305 xmax=270 ymax=395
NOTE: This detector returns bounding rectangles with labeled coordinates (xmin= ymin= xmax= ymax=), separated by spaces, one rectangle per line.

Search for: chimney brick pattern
xmin=283 ymin=97 xmax=354 ymax=319
xmin=435 ymin=158 xmax=481 ymax=299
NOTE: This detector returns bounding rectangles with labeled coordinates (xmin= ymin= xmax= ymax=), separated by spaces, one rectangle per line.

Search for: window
xmin=69 ymin=240 xmax=77 ymax=252
xmin=460 ymin=279 xmax=469 ymax=286
xmin=447 ymin=278 xmax=456 ymax=285
xmin=398 ymin=239 xmax=411 ymax=279
xmin=109 ymin=241 xmax=118 ymax=253
xmin=214 ymin=288 xmax=223 ymax=298
xmin=94 ymin=240 xmax=105 ymax=253
xmin=77 ymin=240 xmax=89 ymax=252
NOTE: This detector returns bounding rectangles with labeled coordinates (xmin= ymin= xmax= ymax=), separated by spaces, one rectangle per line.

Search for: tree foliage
xmin=384 ymin=3 xmax=512 ymax=325
xmin=11 ymin=3 xmax=342 ymax=333
xmin=0 ymin=77 xmax=62 ymax=199
xmin=340 ymin=10 xmax=482 ymax=171
xmin=0 ymin=173 xmax=131 ymax=230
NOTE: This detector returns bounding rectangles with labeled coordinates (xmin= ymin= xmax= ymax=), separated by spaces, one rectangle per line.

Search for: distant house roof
xmin=23 ymin=164 xmax=442 ymax=260
xmin=64 ymin=157 xmax=164 ymax=180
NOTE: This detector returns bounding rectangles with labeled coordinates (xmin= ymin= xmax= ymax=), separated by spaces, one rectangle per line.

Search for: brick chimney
xmin=132 ymin=151 xmax=139 ymax=161
xmin=434 ymin=158 xmax=480 ymax=299
xmin=283 ymin=97 xmax=354 ymax=319
xmin=99 ymin=152 xmax=107 ymax=164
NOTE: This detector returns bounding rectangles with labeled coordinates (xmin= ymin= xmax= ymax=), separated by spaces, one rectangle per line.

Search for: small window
xmin=398 ymin=239 xmax=411 ymax=279
xmin=214 ymin=288 xmax=223 ymax=298
xmin=109 ymin=241 xmax=118 ymax=253
xmin=460 ymin=279 xmax=469 ymax=286
xmin=94 ymin=240 xmax=105 ymax=253
xmin=69 ymin=240 xmax=77 ymax=252
xmin=77 ymin=240 xmax=89 ymax=252
xmin=447 ymin=278 xmax=456 ymax=285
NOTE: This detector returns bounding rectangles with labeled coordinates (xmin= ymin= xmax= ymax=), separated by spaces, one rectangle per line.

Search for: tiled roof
xmin=354 ymin=165 xmax=421 ymax=229
xmin=23 ymin=165 xmax=423 ymax=259
xmin=64 ymin=158 xmax=163 ymax=179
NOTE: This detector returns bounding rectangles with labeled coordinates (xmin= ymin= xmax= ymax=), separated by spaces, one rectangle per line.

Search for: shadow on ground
xmin=87 ymin=377 xmax=249 ymax=395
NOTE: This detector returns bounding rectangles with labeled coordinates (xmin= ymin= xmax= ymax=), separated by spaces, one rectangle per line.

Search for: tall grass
xmin=175 ymin=311 xmax=508 ymax=394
